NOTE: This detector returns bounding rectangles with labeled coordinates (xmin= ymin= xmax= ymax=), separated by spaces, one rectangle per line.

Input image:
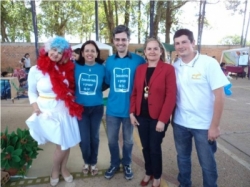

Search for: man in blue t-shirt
xmin=104 ymin=25 xmax=145 ymax=180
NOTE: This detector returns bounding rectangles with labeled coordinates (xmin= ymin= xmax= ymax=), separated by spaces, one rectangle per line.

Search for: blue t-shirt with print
xmin=105 ymin=52 xmax=145 ymax=117
xmin=75 ymin=63 xmax=105 ymax=106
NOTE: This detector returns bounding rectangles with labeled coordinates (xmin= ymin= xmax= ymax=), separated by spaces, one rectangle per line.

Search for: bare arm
xmin=28 ymin=67 xmax=41 ymax=115
xmin=208 ymin=87 xmax=225 ymax=141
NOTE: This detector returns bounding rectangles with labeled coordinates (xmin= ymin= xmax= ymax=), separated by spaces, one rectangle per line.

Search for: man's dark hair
xmin=173 ymin=29 xmax=194 ymax=43
xmin=112 ymin=25 xmax=131 ymax=39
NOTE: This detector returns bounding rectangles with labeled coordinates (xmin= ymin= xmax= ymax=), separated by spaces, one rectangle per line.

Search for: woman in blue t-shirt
xmin=74 ymin=40 xmax=107 ymax=176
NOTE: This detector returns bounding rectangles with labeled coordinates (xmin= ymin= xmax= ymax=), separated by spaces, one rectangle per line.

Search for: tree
xmin=102 ymin=0 xmax=115 ymax=43
xmin=1 ymin=0 xmax=32 ymax=42
xmin=124 ymin=0 xmax=130 ymax=26
xmin=219 ymin=35 xmax=250 ymax=45
xmin=224 ymin=0 xmax=249 ymax=46
xmin=39 ymin=1 xmax=91 ymax=37
xmin=164 ymin=1 xmax=187 ymax=43
xmin=219 ymin=35 xmax=241 ymax=45
xmin=137 ymin=0 xmax=142 ymax=43
xmin=197 ymin=0 xmax=207 ymax=52
xmin=146 ymin=1 xmax=187 ymax=43
xmin=153 ymin=1 xmax=164 ymax=38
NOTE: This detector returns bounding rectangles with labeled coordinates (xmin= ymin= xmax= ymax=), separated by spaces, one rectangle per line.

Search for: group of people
xmin=1 ymin=53 xmax=31 ymax=99
xmin=13 ymin=53 xmax=31 ymax=88
xmin=14 ymin=53 xmax=31 ymax=79
xmin=26 ymin=25 xmax=229 ymax=187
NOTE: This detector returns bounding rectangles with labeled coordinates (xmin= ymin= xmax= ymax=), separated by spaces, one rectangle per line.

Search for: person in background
xmin=72 ymin=48 xmax=80 ymax=63
xmin=26 ymin=36 xmax=83 ymax=186
xmin=13 ymin=63 xmax=28 ymax=89
xmin=172 ymin=29 xmax=229 ymax=187
xmin=220 ymin=62 xmax=228 ymax=75
xmin=20 ymin=57 xmax=26 ymax=69
xmin=104 ymin=25 xmax=145 ymax=180
xmin=1 ymin=72 xmax=8 ymax=77
xmin=172 ymin=55 xmax=179 ymax=64
xmin=130 ymin=37 xmax=176 ymax=187
xmin=74 ymin=40 xmax=105 ymax=176
xmin=13 ymin=63 xmax=27 ymax=81
xmin=24 ymin=53 xmax=31 ymax=73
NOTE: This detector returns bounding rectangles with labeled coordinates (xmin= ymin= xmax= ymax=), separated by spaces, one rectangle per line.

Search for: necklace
xmin=144 ymin=79 xmax=149 ymax=99
xmin=85 ymin=62 xmax=95 ymax=72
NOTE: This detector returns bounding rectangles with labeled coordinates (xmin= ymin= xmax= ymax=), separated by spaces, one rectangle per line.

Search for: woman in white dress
xmin=26 ymin=36 xmax=83 ymax=186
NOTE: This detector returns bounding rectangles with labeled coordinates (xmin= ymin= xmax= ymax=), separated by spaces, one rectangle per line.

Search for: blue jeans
xmin=106 ymin=115 xmax=134 ymax=167
xmin=136 ymin=116 xmax=168 ymax=179
xmin=78 ymin=105 xmax=104 ymax=165
xmin=173 ymin=122 xmax=218 ymax=187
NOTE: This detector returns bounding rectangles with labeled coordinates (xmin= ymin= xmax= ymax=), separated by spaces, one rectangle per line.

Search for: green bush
xmin=1 ymin=128 xmax=43 ymax=175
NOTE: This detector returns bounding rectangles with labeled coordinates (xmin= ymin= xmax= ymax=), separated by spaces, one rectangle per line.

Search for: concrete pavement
xmin=1 ymin=78 xmax=250 ymax=187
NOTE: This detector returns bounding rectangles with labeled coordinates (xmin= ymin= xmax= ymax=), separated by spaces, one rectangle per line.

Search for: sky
xmin=166 ymin=0 xmax=250 ymax=45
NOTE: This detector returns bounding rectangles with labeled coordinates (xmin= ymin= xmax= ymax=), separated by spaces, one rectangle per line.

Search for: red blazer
xmin=130 ymin=61 xmax=176 ymax=123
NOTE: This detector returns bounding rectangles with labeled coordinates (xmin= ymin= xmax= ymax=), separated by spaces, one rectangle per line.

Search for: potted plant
xmin=1 ymin=128 xmax=43 ymax=176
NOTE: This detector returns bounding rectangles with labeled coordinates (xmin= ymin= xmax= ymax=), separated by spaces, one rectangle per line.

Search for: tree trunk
xmin=153 ymin=1 xmax=164 ymax=38
xmin=114 ymin=1 xmax=118 ymax=26
xmin=137 ymin=0 xmax=141 ymax=44
xmin=124 ymin=0 xmax=130 ymax=26
xmin=1 ymin=20 xmax=9 ymax=42
xmin=197 ymin=0 xmax=206 ymax=52
xmin=54 ymin=2 xmax=60 ymax=36
xmin=103 ymin=0 xmax=115 ymax=43
xmin=165 ymin=1 xmax=172 ymax=43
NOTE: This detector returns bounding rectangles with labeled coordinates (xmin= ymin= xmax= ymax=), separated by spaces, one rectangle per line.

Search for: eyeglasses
xmin=180 ymin=54 xmax=200 ymax=67
xmin=114 ymin=38 xmax=129 ymax=42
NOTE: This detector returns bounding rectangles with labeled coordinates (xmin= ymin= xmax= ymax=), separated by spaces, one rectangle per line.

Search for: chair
xmin=0 ymin=80 xmax=11 ymax=100
xmin=225 ymin=66 xmax=245 ymax=79
xmin=10 ymin=80 xmax=26 ymax=101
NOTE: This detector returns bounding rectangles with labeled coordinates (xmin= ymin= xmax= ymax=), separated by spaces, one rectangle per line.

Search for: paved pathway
xmin=1 ymin=78 xmax=250 ymax=187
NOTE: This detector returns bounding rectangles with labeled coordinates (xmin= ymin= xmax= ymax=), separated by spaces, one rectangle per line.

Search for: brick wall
xmin=129 ymin=44 xmax=242 ymax=63
xmin=1 ymin=43 xmax=241 ymax=72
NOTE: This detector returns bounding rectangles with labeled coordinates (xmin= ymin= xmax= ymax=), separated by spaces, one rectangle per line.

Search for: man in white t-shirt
xmin=172 ymin=29 xmax=229 ymax=187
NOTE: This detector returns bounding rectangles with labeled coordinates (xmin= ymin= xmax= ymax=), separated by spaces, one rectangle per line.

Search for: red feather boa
xmin=37 ymin=53 xmax=83 ymax=119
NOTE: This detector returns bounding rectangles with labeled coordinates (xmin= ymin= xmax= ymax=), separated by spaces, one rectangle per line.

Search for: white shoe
xmin=50 ymin=177 xmax=59 ymax=186
xmin=63 ymin=174 xmax=73 ymax=183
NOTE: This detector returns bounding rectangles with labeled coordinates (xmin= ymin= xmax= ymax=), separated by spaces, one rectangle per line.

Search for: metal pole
xmin=31 ymin=0 xmax=39 ymax=58
xmin=149 ymin=0 xmax=154 ymax=37
xmin=95 ymin=1 xmax=99 ymax=41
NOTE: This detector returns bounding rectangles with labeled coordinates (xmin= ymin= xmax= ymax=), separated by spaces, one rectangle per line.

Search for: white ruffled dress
xmin=26 ymin=65 xmax=80 ymax=150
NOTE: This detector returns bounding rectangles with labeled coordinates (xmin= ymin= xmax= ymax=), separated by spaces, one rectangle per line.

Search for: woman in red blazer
xmin=130 ymin=38 xmax=176 ymax=187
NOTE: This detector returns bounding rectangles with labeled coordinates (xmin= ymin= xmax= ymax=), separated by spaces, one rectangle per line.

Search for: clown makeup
xmin=48 ymin=47 xmax=63 ymax=62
